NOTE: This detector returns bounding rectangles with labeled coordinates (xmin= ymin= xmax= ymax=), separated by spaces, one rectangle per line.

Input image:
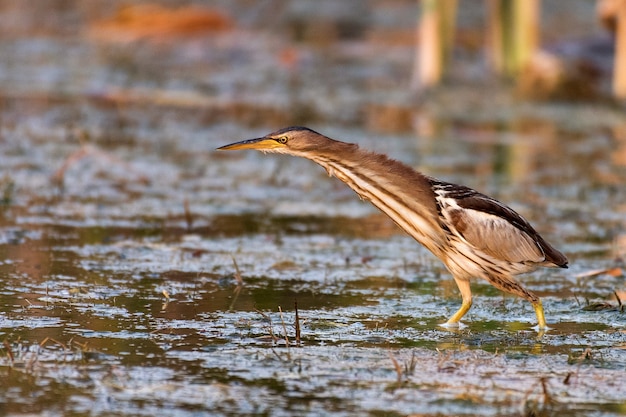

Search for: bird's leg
xmin=532 ymin=299 xmax=547 ymax=330
xmin=443 ymin=277 xmax=472 ymax=327
xmin=484 ymin=274 xmax=548 ymax=329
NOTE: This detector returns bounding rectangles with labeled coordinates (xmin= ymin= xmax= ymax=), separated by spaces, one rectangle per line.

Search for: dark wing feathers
xmin=447 ymin=206 xmax=547 ymax=264
xmin=432 ymin=180 xmax=568 ymax=268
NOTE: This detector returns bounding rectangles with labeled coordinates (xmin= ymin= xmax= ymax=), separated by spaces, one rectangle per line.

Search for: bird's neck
xmin=307 ymin=145 xmax=447 ymax=254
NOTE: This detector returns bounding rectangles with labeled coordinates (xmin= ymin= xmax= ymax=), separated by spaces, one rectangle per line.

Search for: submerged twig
xmin=614 ymin=290 xmax=623 ymax=312
xmin=568 ymin=347 xmax=594 ymax=365
xmin=52 ymin=146 xmax=91 ymax=188
xmin=231 ymin=256 xmax=243 ymax=287
xmin=582 ymin=290 xmax=624 ymax=311
xmin=540 ymin=377 xmax=553 ymax=405
xmin=278 ymin=306 xmax=290 ymax=349
xmin=294 ymin=299 xmax=301 ymax=346
xmin=40 ymin=337 xmax=68 ymax=350
xmin=228 ymin=256 xmax=244 ymax=311
xmin=229 ymin=285 xmax=243 ymax=311
xmin=388 ymin=352 xmax=403 ymax=384
xmin=256 ymin=309 xmax=277 ymax=344
xmin=3 ymin=340 xmax=14 ymax=364
xmin=563 ymin=372 xmax=572 ymax=385
xmin=522 ymin=376 xmax=555 ymax=416
xmin=270 ymin=347 xmax=286 ymax=362
xmin=183 ymin=198 xmax=193 ymax=231
xmin=404 ymin=351 xmax=417 ymax=376
xmin=162 ymin=289 xmax=171 ymax=311
xmin=436 ymin=348 xmax=455 ymax=372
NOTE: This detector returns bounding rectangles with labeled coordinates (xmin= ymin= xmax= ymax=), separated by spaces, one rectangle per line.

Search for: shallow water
xmin=1 ymin=1 xmax=626 ymax=416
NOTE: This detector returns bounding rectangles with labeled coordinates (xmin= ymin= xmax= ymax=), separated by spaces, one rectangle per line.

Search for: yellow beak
xmin=217 ymin=138 xmax=284 ymax=151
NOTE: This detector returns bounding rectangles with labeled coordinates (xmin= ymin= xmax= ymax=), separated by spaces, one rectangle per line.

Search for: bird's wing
xmin=446 ymin=205 xmax=546 ymax=263
xmin=432 ymin=182 xmax=546 ymax=264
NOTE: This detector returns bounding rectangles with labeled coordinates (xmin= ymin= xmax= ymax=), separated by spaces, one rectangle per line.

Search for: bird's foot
xmin=439 ymin=321 xmax=467 ymax=330
xmin=532 ymin=323 xmax=551 ymax=333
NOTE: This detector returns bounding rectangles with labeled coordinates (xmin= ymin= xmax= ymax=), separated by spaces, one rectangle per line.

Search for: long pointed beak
xmin=218 ymin=137 xmax=282 ymax=151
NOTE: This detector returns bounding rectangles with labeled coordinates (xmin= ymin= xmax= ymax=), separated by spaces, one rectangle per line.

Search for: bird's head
xmin=218 ymin=126 xmax=339 ymax=156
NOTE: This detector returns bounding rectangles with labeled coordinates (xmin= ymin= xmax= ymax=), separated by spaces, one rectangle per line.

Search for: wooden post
xmin=486 ymin=0 xmax=504 ymax=73
xmin=412 ymin=0 xmax=458 ymax=90
xmin=512 ymin=0 xmax=539 ymax=74
xmin=486 ymin=0 xmax=540 ymax=76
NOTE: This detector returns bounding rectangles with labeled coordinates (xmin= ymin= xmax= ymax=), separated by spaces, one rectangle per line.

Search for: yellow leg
xmin=532 ymin=300 xmax=548 ymax=329
xmin=443 ymin=277 xmax=472 ymax=327
xmin=445 ymin=299 xmax=472 ymax=326
xmin=482 ymin=273 xmax=548 ymax=330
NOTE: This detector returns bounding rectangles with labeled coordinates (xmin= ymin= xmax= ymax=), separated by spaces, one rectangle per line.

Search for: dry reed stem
xmin=294 ymin=299 xmax=301 ymax=346
xmin=388 ymin=352 xmax=403 ymax=384
xmin=278 ymin=306 xmax=290 ymax=349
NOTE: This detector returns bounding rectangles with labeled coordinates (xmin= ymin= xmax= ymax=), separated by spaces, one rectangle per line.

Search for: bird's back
xmin=319 ymin=143 xmax=567 ymax=271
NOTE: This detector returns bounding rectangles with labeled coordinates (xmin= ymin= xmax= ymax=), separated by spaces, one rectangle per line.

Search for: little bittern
xmin=219 ymin=126 xmax=568 ymax=329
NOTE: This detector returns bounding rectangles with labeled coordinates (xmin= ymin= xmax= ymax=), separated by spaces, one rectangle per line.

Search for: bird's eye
xmin=276 ymin=136 xmax=288 ymax=144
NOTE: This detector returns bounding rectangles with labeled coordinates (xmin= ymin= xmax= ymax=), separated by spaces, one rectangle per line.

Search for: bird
xmin=218 ymin=126 xmax=568 ymax=329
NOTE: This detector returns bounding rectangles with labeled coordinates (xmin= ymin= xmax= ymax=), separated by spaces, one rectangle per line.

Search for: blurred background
xmin=0 ymin=0 xmax=623 ymax=128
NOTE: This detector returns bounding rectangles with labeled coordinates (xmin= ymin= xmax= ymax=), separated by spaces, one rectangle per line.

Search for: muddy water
xmin=1 ymin=1 xmax=626 ymax=416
